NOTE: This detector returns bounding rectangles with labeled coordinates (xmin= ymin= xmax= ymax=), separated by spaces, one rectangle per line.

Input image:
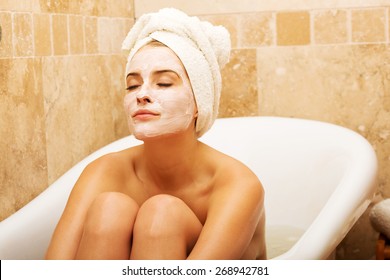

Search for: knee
xmin=133 ymin=195 xmax=190 ymax=237
xmin=84 ymin=192 xmax=139 ymax=237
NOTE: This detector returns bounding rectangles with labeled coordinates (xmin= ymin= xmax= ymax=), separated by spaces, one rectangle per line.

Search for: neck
xmin=139 ymin=128 xmax=201 ymax=190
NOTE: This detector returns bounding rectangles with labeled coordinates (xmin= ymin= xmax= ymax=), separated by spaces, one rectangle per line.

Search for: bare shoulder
xmin=202 ymin=143 xmax=264 ymax=198
xmin=84 ymin=147 xmax=133 ymax=172
xmin=84 ymin=146 xmax=140 ymax=176
xmin=72 ymin=146 xmax=140 ymax=195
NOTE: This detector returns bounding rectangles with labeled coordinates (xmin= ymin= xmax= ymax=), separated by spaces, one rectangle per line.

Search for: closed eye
xmin=157 ymin=83 xmax=173 ymax=88
xmin=126 ymin=85 xmax=140 ymax=91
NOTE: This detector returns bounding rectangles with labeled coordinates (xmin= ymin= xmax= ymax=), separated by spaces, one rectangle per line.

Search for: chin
xmin=133 ymin=128 xmax=194 ymax=141
xmin=132 ymin=130 xmax=175 ymax=140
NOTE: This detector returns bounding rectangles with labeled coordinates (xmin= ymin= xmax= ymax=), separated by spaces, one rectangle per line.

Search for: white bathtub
xmin=0 ymin=116 xmax=378 ymax=259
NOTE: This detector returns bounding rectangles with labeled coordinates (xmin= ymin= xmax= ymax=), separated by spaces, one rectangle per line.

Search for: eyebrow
xmin=126 ymin=69 xmax=180 ymax=79
xmin=126 ymin=72 xmax=139 ymax=79
xmin=154 ymin=69 xmax=180 ymax=78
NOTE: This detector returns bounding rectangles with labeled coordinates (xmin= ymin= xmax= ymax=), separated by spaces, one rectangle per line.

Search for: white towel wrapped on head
xmin=122 ymin=8 xmax=231 ymax=137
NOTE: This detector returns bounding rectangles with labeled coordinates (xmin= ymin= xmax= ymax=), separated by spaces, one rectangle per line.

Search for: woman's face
xmin=124 ymin=44 xmax=197 ymax=140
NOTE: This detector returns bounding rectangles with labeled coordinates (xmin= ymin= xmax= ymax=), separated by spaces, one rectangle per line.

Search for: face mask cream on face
xmin=123 ymin=44 xmax=197 ymax=139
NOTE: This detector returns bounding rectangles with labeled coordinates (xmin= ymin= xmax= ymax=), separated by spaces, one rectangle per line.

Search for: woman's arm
xmin=187 ymin=166 xmax=265 ymax=260
xmin=45 ymin=156 xmax=121 ymax=259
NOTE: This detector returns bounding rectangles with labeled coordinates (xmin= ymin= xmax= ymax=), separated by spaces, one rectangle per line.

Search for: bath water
xmin=266 ymin=225 xmax=305 ymax=259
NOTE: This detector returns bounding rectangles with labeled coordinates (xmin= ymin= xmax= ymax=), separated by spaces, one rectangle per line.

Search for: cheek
xmin=123 ymin=94 xmax=137 ymax=115
xmin=181 ymin=82 xmax=197 ymax=114
xmin=159 ymin=88 xmax=196 ymax=116
xmin=178 ymin=89 xmax=196 ymax=115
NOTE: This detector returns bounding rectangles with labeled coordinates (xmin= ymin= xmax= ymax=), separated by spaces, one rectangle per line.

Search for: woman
xmin=46 ymin=8 xmax=266 ymax=260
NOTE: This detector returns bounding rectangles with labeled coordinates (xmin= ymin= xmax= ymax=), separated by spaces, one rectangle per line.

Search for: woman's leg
xmin=75 ymin=192 xmax=139 ymax=260
xmin=130 ymin=194 xmax=202 ymax=260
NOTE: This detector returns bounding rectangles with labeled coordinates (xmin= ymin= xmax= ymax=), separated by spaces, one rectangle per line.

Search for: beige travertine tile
xmin=38 ymin=0 xmax=98 ymax=15
xmin=38 ymin=0 xmax=70 ymax=14
xmin=98 ymin=18 xmax=133 ymax=54
xmin=219 ymin=49 xmax=258 ymax=118
xmin=313 ymin=10 xmax=347 ymax=44
xmin=369 ymin=108 xmax=390 ymax=199
xmin=38 ymin=0 xmax=132 ymax=17
xmin=0 ymin=58 xmax=48 ymax=221
xmin=0 ymin=0 xmax=36 ymax=12
xmin=96 ymin=0 xmax=134 ymax=17
xmin=34 ymin=13 xmax=51 ymax=56
xmin=276 ymin=11 xmax=310 ymax=46
xmin=257 ymin=45 xmax=387 ymax=129
xmin=13 ymin=13 xmax=33 ymax=57
xmin=351 ymin=8 xmax=386 ymax=43
xmin=43 ymin=55 xmax=128 ymax=183
xmin=98 ymin=17 xmax=112 ymax=54
xmin=200 ymin=14 xmax=239 ymax=49
xmin=133 ymin=0 xmax=390 ymax=17
xmin=239 ymin=12 xmax=274 ymax=47
xmin=0 ymin=12 xmax=13 ymax=57
xmin=256 ymin=43 xmax=389 ymax=155
xmin=77 ymin=0 xmax=98 ymax=16
xmin=75 ymin=0 xmax=134 ymax=17
xmin=357 ymin=86 xmax=390 ymax=204
xmin=85 ymin=16 xmax=98 ymax=54
xmin=52 ymin=14 xmax=68 ymax=55
xmin=111 ymin=18 xmax=134 ymax=54
xmin=69 ymin=15 xmax=85 ymax=54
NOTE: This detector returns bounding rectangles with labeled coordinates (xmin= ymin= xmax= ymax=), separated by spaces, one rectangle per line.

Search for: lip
xmin=132 ymin=109 xmax=160 ymax=120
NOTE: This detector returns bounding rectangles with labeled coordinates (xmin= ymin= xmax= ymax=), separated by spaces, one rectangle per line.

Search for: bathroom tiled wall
xmin=0 ymin=0 xmax=134 ymax=221
xmin=1 ymin=0 xmax=390 ymax=260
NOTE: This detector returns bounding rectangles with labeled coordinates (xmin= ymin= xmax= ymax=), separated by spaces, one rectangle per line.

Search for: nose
xmin=137 ymin=95 xmax=152 ymax=105
xmin=136 ymin=86 xmax=153 ymax=105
